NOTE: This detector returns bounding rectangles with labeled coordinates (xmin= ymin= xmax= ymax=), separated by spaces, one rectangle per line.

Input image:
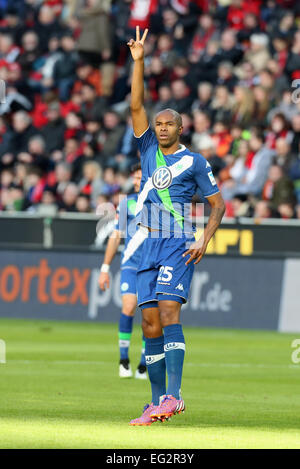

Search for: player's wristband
xmin=100 ymin=264 xmax=110 ymax=273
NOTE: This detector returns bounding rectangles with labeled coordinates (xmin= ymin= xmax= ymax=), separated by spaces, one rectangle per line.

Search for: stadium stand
xmin=0 ymin=0 xmax=300 ymax=220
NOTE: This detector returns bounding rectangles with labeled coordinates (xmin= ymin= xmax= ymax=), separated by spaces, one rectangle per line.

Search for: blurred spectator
xmin=99 ymin=111 xmax=125 ymax=164
xmin=76 ymin=192 xmax=92 ymax=212
xmin=222 ymin=129 xmax=275 ymax=199
xmin=194 ymin=39 xmax=220 ymax=83
xmin=5 ymin=111 xmax=40 ymax=159
xmin=254 ymin=200 xmax=273 ymax=219
xmin=80 ymin=82 xmax=108 ymax=121
xmin=18 ymin=31 xmax=41 ymax=78
xmin=79 ymin=160 xmax=103 ymax=205
xmin=57 ymin=182 xmax=79 ymax=212
xmin=191 ymin=82 xmax=213 ymax=114
xmin=211 ymin=121 xmax=233 ymax=158
xmin=218 ymin=29 xmax=243 ymax=66
xmin=273 ymin=138 xmax=292 ymax=172
xmin=155 ymin=34 xmax=178 ymax=69
xmin=0 ymin=32 xmax=20 ymax=63
xmin=285 ymin=30 xmax=300 ymax=82
xmin=180 ymin=112 xmax=193 ymax=146
xmin=277 ymin=202 xmax=295 ymax=219
xmin=262 ymin=164 xmax=296 ymax=209
xmin=237 ymin=12 xmax=261 ymax=43
xmin=170 ymin=79 xmax=194 ymax=114
xmin=216 ymin=61 xmax=238 ymax=92
xmin=226 ymin=0 xmax=261 ymax=32
xmin=41 ymin=101 xmax=66 ymax=153
xmin=230 ymin=194 xmax=252 ymax=218
xmin=189 ymin=13 xmax=218 ymax=61
xmin=265 ymin=112 xmax=293 ymax=149
xmin=54 ymin=161 xmax=72 ymax=198
xmin=151 ymin=84 xmax=176 ymax=117
xmin=75 ymin=0 xmax=114 ymax=95
xmin=192 ymin=110 xmax=211 ymax=150
xmin=73 ymin=59 xmax=102 ymax=95
xmin=241 ymin=33 xmax=271 ymax=73
xmin=53 ymin=33 xmax=79 ymax=101
xmin=0 ymin=0 xmax=299 ymax=219
xmin=196 ymin=134 xmax=226 ymax=178
xmin=34 ymin=4 xmax=65 ymax=53
xmin=210 ymin=85 xmax=234 ymax=124
xmin=252 ymin=86 xmax=271 ymax=127
xmin=232 ymin=86 xmax=255 ymax=126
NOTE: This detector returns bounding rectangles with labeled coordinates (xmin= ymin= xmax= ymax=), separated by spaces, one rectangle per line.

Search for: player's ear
xmin=178 ymin=125 xmax=183 ymax=135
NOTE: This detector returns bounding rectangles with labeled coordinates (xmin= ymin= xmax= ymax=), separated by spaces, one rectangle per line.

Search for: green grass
xmin=0 ymin=318 xmax=300 ymax=449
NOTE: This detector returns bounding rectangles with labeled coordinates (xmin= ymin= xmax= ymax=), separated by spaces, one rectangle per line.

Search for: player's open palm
xmin=99 ymin=272 xmax=110 ymax=291
xmin=127 ymin=26 xmax=148 ymax=61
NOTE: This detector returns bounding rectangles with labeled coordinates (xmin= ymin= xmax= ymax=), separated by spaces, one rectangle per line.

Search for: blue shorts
xmin=137 ymin=233 xmax=195 ymax=308
xmin=120 ymin=268 xmax=137 ymax=295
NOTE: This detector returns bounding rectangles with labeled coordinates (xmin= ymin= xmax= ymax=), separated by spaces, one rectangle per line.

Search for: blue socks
xmin=164 ymin=324 xmax=185 ymax=400
xmin=145 ymin=325 xmax=185 ymax=403
xmin=119 ymin=314 xmax=146 ymax=365
xmin=145 ymin=335 xmax=166 ymax=405
xmin=119 ymin=313 xmax=133 ymax=360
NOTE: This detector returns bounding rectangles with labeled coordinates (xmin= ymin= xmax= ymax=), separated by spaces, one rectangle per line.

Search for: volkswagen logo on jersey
xmin=152 ymin=166 xmax=173 ymax=190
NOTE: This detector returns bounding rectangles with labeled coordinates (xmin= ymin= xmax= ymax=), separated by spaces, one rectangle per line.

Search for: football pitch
xmin=0 ymin=318 xmax=300 ymax=449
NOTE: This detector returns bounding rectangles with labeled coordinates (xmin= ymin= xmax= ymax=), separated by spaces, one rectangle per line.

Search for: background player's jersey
xmin=135 ymin=127 xmax=220 ymax=233
xmin=114 ymin=193 xmax=146 ymax=269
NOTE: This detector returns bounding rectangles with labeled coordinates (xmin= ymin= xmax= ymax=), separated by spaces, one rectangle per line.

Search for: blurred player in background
xmin=99 ymin=163 xmax=147 ymax=379
xmin=128 ymin=27 xmax=225 ymax=426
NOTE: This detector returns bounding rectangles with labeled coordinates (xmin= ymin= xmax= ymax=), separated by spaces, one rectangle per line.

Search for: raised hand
xmin=127 ymin=26 xmax=149 ymax=61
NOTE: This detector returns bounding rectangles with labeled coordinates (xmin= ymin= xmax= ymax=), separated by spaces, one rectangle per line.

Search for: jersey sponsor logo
xmin=152 ymin=166 xmax=173 ymax=190
xmin=175 ymin=283 xmax=184 ymax=291
xmin=208 ymin=171 xmax=217 ymax=186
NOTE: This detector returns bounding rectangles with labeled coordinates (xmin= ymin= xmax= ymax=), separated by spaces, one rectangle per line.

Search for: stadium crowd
xmin=0 ymin=0 xmax=300 ymax=220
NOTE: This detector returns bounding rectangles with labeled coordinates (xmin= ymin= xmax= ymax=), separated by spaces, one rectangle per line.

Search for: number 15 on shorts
xmin=158 ymin=265 xmax=174 ymax=283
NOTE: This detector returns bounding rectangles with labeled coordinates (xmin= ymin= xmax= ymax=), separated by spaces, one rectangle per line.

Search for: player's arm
xmin=183 ymin=192 xmax=225 ymax=265
xmin=99 ymin=230 xmax=122 ymax=290
xmin=128 ymin=26 xmax=149 ymax=137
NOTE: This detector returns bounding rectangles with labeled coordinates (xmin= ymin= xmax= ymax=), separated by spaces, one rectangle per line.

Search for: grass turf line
xmin=0 ymin=318 xmax=300 ymax=449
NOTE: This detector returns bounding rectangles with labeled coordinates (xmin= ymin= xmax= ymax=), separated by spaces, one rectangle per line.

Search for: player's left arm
xmin=183 ymin=192 xmax=225 ymax=265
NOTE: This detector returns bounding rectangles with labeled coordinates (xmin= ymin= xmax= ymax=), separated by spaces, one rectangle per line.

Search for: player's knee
xmin=159 ymin=303 xmax=181 ymax=328
xmin=122 ymin=296 xmax=137 ymax=316
xmin=122 ymin=306 xmax=135 ymax=316
xmin=160 ymin=311 xmax=176 ymax=328
xmin=142 ymin=318 xmax=162 ymax=338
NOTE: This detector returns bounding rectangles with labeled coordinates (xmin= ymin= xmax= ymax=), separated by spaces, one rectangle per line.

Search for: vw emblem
xmin=152 ymin=166 xmax=172 ymax=190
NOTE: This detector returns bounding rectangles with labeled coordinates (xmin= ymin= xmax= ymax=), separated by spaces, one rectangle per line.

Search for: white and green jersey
xmin=135 ymin=127 xmax=220 ymax=233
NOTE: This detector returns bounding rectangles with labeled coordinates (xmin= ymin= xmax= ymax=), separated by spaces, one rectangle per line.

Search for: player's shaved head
xmin=154 ymin=109 xmax=182 ymax=128
xmin=154 ymin=108 xmax=183 ymax=150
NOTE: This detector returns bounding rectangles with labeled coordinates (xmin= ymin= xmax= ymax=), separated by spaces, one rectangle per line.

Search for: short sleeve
xmin=193 ymin=154 xmax=220 ymax=198
xmin=134 ymin=127 xmax=157 ymax=155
